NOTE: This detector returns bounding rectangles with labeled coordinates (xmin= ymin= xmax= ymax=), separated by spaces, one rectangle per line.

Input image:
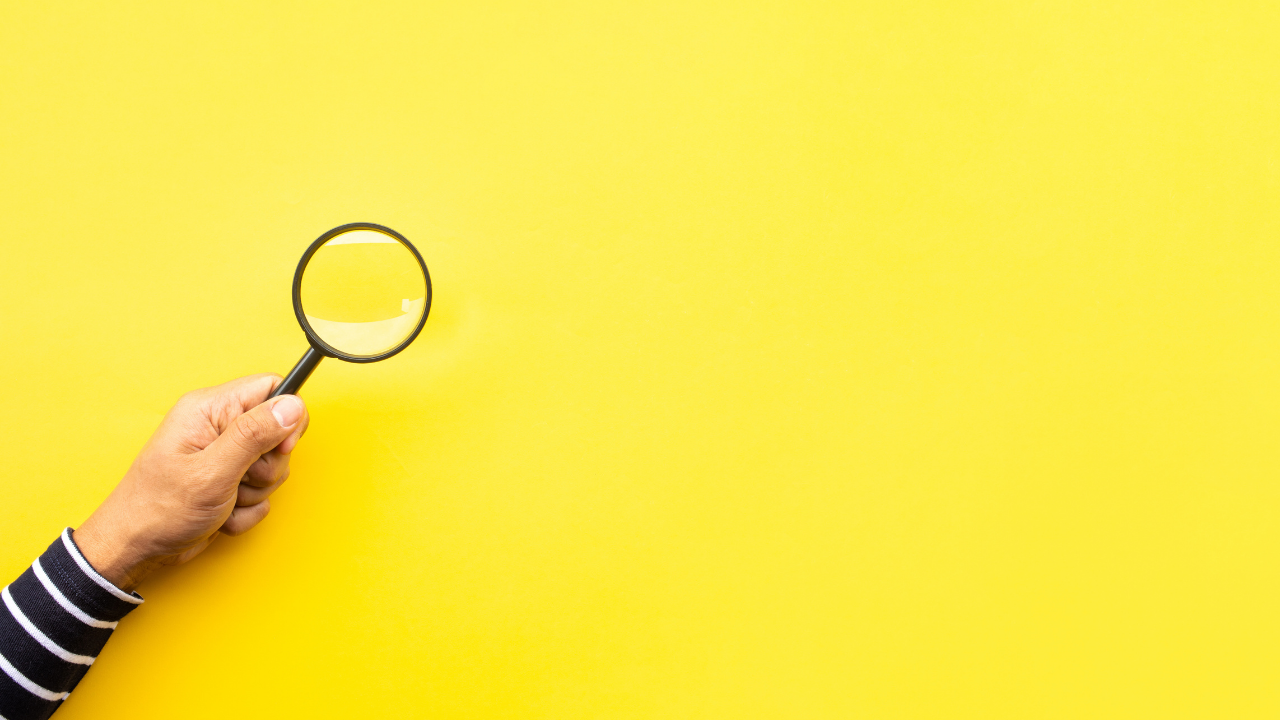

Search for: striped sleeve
xmin=0 ymin=529 xmax=143 ymax=720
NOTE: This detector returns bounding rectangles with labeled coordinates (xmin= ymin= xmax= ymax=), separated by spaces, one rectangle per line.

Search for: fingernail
xmin=271 ymin=396 xmax=304 ymax=428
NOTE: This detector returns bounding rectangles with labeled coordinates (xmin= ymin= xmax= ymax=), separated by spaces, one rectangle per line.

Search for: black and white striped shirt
xmin=0 ymin=530 xmax=142 ymax=720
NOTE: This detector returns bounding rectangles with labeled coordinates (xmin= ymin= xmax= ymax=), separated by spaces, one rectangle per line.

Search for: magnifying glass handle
xmin=270 ymin=346 xmax=325 ymax=399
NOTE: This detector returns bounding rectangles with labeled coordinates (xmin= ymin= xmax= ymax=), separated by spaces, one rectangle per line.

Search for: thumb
xmin=204 ymin=395 xmax=307 ymax=475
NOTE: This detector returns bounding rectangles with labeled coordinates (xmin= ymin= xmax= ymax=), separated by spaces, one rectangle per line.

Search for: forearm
xmin=0 ymin=530 xmax=142 ymax=720
xmin=0 ymin=377 xmax=305 ymax=719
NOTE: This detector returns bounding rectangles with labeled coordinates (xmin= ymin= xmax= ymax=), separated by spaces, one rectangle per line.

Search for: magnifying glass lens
xmin=299 ymin=229 xmax=428 ymax=357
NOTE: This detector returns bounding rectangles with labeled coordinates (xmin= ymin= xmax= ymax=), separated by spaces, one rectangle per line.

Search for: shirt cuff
xmin=43 ymin=529 xmax=144 ymax=623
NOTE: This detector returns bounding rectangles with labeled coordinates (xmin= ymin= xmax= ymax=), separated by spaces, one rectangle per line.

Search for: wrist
xmin=73 ymin=509 xmax=158 ymax=593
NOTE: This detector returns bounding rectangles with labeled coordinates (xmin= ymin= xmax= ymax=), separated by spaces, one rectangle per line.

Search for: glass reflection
xmin=299 ymin=230 xmax=427 ymax=357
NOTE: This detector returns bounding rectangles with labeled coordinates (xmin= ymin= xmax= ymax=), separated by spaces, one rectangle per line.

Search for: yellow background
xmin=1 ymin=1 xmax=1278 ymax=717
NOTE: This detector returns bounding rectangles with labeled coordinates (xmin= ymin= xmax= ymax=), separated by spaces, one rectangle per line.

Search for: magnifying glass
xmin=268 ymin=222 xmax=432 ymax=399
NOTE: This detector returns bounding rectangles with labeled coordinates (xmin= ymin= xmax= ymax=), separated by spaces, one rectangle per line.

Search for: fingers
xmin=237 ymin=473 xmax=287 ymax=506
xmin=220 ymin=500 xmax=271 ymax=536
xmin=238 ymin=457 xmax=289 ymax=505
xmin=170 ymin=374 xmax=285 ymax=445
xmin=239 ymin=446 xmax=292 ymax=503
xmin=203 ymin=395 xmax=308 ymax=477
xmin=212 ymin=373 xmax=285 ymax=414
xmin=237 ymin=482 xmax=284 ymax=509
xmin=244 ymin=451 xmax=288 ymax=487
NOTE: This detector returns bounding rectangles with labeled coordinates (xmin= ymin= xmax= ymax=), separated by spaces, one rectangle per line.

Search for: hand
xmin=72 ymin=374 xmax=310 ymax=592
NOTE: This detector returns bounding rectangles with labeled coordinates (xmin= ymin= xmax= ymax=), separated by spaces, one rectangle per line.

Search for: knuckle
xmin=178 ymin=387 xmax=210 ymax=407
xmin=246 ymin=458 xmax=273 ymax=485
xmin=236 ymin=485 xmax=259 ymax=506
xmin=226 ymin=503 xmax=270 ymax=535
xmin=172 ymin=394 xmax=197 ymax=414
xmin=233 ymin=414 xmax=273 ymax=449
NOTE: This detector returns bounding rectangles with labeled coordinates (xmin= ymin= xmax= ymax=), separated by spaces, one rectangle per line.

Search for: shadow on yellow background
xmin=2 ymin=1 xmax=1279 ymax=717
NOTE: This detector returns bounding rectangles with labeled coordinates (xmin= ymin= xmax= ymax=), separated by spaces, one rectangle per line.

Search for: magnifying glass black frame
xmin=269 ymin=222 xmax=432 ymax=399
